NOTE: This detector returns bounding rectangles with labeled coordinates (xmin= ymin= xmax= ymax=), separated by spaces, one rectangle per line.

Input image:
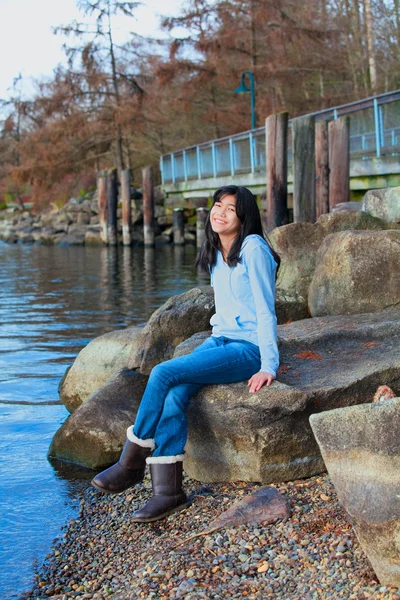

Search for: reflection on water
xmin=0 ymin=242 xmax=209 ymax=599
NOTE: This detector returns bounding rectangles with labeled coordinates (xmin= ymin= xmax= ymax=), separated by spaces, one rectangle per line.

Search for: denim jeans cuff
xmin=146 ymin=454 xmax=185 ymax=464
xmin=127 ymin=426 xmax=155 ymax=450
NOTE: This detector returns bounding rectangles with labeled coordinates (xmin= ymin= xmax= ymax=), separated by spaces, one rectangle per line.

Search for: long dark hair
xmin=195 ymin=185 xmax=280 ymax=275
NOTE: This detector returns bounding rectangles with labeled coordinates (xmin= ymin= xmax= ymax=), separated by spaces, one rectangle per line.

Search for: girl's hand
xmin=248 ymin=371 xmax=275 ymax=393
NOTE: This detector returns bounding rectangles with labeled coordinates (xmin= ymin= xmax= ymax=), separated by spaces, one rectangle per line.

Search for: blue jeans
xmin=133 ymin=335 xmax=261 ymax=457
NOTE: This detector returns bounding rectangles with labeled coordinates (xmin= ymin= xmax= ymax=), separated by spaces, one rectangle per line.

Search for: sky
xmin=0 ymin=0 xmax=185 ymax=100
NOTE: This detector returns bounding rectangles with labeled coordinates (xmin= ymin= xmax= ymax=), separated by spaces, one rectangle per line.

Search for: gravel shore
xmin=22 ymin=473 xmax=400 ymax=600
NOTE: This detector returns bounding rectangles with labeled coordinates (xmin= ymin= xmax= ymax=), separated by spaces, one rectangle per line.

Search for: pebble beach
xmin=22 ymin=473 xmax=400 ymax=600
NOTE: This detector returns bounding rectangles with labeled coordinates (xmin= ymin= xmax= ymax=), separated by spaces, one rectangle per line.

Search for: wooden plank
xmin=106 ymin=168 xmax=118 ymax=245
xmin=266 ymin=111 xmax=289 ymax=229
xmin=196 ymin=207 xmax=209 ymax=249
xmin=142 ymin=166 xmax=155 ymax=247
xmin=173 ymin=208 xmax=185 ymax=245
xmin=97 ymin=173 xmax=108 ymax=244
xmin=121 ymin=169 xmax=131 ymax=246
xmin=329 ymin=117 xmax=350 ymax=208
xmin=315 ymin=120 xmax=329 ymax=218
xmin=292 ymin=115 xmax=316 ymax=223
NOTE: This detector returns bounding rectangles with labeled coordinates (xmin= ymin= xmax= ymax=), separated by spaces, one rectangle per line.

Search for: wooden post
xmin=97 ymin=173 xmax=108 ymax=244
xmin=315 ymin=120 xmax=330 ymax=219
xmin=196 ymin=207 xmax=209 ymax=249
xmin=106 ymin=168 xmax=118 ymax=245
xmin=329 ymin=117 xmax=350 ymax=209
xmin=266 ymin=111 xmax=288 ymax=230
xmin=292 ymin=116 xmax=316 ymax=223
xmin=173 ymin=208 xmax=185 ymax=245
xmin=142 ymin=166 xmax=155 ymax=247
xmin=121 ymin=168 xmax=131 ymax=246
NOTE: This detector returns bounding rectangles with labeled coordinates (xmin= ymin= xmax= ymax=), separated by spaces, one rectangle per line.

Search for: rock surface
xmin=59 ymin=326 xmax=143 ymax=413
xmin=309 ymin=397 xmax=400 ymax=587
xmin=128 ymin=287 xmax=215 ymax=375
xmin=269 ymin=222 xmax=324 ymax=302
xmin=49 ymin=369 xmax=148 ymax=469
xmin=362 ymin=187 xmax=400 ymax=222
xmin=178 ymin=307 xmax=400 ymax=482
xmin=51 ymin=307 xmax=400 ymax=477
xmin=308 ymin=230 xmax=400 ymax=316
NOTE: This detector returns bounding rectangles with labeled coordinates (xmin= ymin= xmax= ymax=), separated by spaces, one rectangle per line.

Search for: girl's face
xmin=210 ymin=194 xmax=241 ymax=239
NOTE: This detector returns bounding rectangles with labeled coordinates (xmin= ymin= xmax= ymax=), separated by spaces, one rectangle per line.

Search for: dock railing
xmin=160 ymin=90 xmax=400 ymax=185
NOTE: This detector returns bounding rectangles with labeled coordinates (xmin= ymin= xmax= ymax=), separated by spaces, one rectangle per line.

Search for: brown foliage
xmin=1 ymin=0 xmax=399 ymax=208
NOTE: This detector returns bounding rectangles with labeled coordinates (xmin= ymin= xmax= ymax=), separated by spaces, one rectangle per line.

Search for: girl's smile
xmin=210 ymin=194 xmax=241 ymax=239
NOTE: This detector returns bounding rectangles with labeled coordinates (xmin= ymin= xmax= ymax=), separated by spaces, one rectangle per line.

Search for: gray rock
xmin=330 ymin=201 xmax=362 ymax=213
xmin=269 ymin=222 xmax=325 ymax=301
xmin=316 ymin=210 xmax=396 ymax=234
xmin=308 ymin=230 xmax=400 ymax=316
xmin=85 ymin=229 xmax=103 ymax=245
xmin=56 ymin=233 xmax=85 ymax=246
xmin=76 ymin=212 xmax=91 ymax=225
xmin=176 ymin=307 xmax=400 ymax=482
xmin=49 ymin=369 xmax=148 ymax=469
xmin=309 ymin=397 xmax=400 ymax=587
xmin=362 ymin=187 xmax=400 ymax=222
xmin=128 ymin=287 xmax=215 ymax=375
xmin=60 ymin=325 xmax=144 ymax=413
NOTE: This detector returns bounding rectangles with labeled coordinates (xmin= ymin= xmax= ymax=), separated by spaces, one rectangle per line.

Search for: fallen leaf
xmin=293 ymin=350 xmax=323 ymax=360
xmin=362 ymin=341 xmax=380 ymax=347
xmin=320 ymin=494 xmax=330 ymax=501
xmin=277 ymin=365 xmax=291 ymax=374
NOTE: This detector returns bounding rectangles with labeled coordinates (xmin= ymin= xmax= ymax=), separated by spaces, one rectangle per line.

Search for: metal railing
xmin=160 ymin=90 xmax=400 ymax=185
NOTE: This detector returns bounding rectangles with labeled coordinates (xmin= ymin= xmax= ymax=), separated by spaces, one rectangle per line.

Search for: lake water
xmin=0 ymin=242 xmax=208 ymax=599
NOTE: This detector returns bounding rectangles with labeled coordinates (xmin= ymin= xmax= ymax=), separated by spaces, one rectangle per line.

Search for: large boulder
xmin=309 ymin=397 xmax=400 ymax=587
xmin=362 ymin=187 xmax=400 ymax=222
xmin=49 ymin=369 xmax=147 ymax=469
xmin=180 ymin=307 xmax=400 ymax=482
xmin=269 ymin=222 xmax=324 ymax=302
xmin=50 ymin=307 xmax=400 ymax=476
xmin=59 ymin=326 xmax=143 ymax=413
xmin=128 ymin=287 xmax=215 ymax=375
xmin=269 ymin=214 xmax=397 ymax=316
xmin=308 ymin=230 xmax=400 ymax=316
xmin=315 ymin=210 xmax=397 ymax=234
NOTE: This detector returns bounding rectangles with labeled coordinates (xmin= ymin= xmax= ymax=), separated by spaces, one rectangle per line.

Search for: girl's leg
xmin=131 ymin=337 xmax=261 ymax=523
xmin=133 ymin=335 xmax=219 ymax=442
xmin=134 ymin=336 xmax=261 ymax=455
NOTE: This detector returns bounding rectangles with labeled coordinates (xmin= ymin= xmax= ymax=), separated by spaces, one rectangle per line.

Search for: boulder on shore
xmin=308 ymin=230 xmax=400 ymax=317
xmin=49 ymin=369 xmax=148 ymax=469
xmin=310 ymin=397 xmax=400 ymax=587
xmin=51 ymin=307 xmax=400 ymax=480
xmin=362 ymin=187 xmax=400 ymax=222
xmin=128 ymin=287 xmax=215 ymax=375
xmin=59 ymin=326 xmax=143 ymax=413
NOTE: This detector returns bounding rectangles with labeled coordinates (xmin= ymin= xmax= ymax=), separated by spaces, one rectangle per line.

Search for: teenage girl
xmin=92 ymin=185 xmax=280 ymax=522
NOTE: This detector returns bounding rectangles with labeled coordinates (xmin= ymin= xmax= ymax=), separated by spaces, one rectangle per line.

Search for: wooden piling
xmin=121 ymin=168 xmax=131 ymax=246
xmin=106 ymin=168 xmax=118 ymax=245
xmin=292 ymin=115 xmax=316 ymax=223
xmin=315 ymin=120 xmax=330 ymax=219
xmin=196 ymin=207 xmax=209 ymax=249
xmin=97 ymin=173 xmax=108 ymax=244
xmin=142 ymin=166 xmax=155 ymax=247
xmin=265 ymin=111 xmax=288 ymax=230
xmin=329 ymin=117 xmax=350 ymax=209
xmin=173 ymin=208 xmax=185 ymax=245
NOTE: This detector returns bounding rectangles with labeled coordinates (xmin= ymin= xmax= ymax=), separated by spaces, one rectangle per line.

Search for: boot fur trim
xmin=146 ymin=454 xmax=185 ymax=465
xmin=126 ymin=426 xmax=155 ymax=450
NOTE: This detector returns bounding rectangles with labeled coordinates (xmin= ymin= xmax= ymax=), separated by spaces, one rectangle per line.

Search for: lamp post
xmin=234 ymin=71 xmax=256 ymax=130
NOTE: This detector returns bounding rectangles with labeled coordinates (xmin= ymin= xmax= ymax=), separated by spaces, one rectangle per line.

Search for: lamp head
xmin=234 ymin=73 xmax=251 ymax=94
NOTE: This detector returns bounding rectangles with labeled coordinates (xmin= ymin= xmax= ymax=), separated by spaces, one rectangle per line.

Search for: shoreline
xmin=21 ymin=473 xmax=400 ymax=600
